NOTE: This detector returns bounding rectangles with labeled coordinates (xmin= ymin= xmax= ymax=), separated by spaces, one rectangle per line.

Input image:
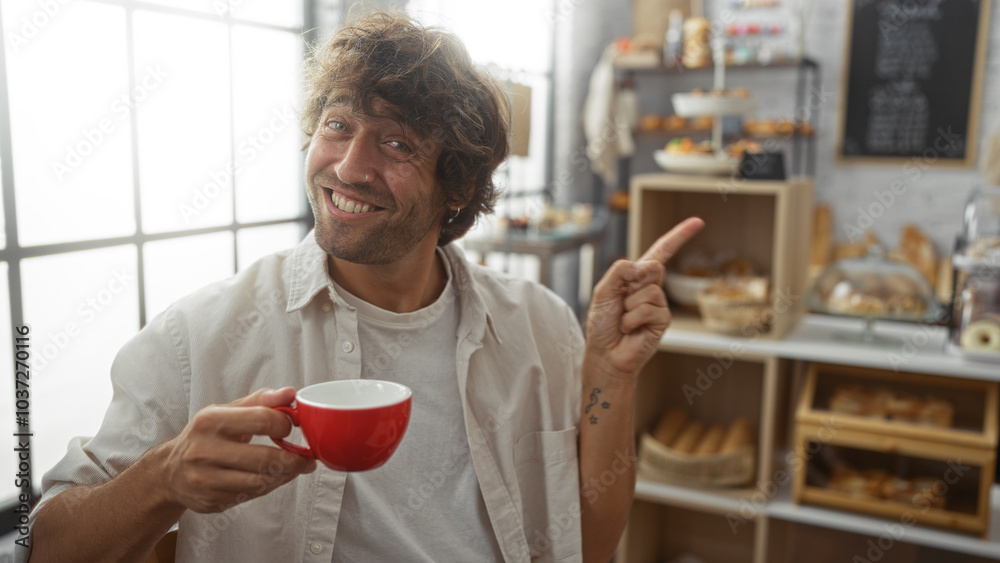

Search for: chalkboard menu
xmin=837 ymin=0 xmax=991 ymax=165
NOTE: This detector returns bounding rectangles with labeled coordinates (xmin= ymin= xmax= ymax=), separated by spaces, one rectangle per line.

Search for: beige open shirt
xmin=19 ymin=235 xmax=584 ymax=563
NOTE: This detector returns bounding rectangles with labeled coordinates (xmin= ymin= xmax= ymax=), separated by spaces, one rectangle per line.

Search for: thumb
xmin=230 ymin=387 xmax=297 ymax=408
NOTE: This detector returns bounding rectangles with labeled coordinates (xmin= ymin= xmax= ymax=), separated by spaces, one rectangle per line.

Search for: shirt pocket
xmin=514 ymin=428 xmax=582 ymax=563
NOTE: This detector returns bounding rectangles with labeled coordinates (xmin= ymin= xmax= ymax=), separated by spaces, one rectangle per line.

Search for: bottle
xmin=663 ymin=10 xmax=684 ymax=67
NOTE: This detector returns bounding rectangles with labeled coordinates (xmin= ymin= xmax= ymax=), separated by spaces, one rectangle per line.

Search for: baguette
xmin=670 ymin=421 xmax=705 ymax=453
xmin=719 ymin=417 xmax=753 ymax=453
xmin=693 ymin=424 xmax=726 ymax=456
xmin=653 ymin=409 xmax=688 ymax=446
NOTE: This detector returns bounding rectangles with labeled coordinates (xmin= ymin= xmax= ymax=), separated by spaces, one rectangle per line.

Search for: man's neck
xmin=327 ymin=241 xmax=447 ymax=314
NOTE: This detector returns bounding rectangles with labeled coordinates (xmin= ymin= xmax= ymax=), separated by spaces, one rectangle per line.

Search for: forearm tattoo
xmin=584 ymin=387 xmax=611 ymax=424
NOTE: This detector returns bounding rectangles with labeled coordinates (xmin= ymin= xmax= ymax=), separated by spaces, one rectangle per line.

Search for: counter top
xmin=661 ymin=314 xmax=1000 ymax=382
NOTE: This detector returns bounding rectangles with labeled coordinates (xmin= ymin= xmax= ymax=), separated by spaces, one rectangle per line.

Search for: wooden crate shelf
xmin=792 ymin=363 xmax=999 ymax=537
xmin=628 ymin=173 xmax=813 ymax=339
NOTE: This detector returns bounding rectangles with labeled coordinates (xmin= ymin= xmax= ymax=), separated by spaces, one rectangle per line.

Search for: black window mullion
xmin=123 ymin=3 xmax=149 ymax=329
xmin=0 ymin=0 xmax=36 ymax=528
xmin=0 ymin=1 xmax=313 ymax=522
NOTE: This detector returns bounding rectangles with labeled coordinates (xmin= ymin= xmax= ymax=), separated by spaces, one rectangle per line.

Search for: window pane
xmin=231 ymin=25 xmax=303 ymax=224
xmin=4 ymin=1 xmax=135 ymax=246
xmin=144 ymin=232 xmax=234 ymax=320
xmin=0 ymin=263 xmax=15 ymax=505
xmin=134 ymin=11 xmax=233 ymax=234
xmin=141 ymin=0 xmax=216 ymax=15
xmin=22 ymin=246 xmax=139 ymax=480
xmin=229 ymin=0 xmax=304 ymax=29
xmin=236 ymin=223 xmax=303 ymax=271
xmin=408 ymin=0 xmax=552 ymax=73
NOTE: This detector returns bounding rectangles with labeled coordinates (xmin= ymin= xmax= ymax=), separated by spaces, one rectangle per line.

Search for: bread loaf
xmin=653 ymin=409 xmax=688 ymax=446
xmin=889 ymin=224 xmax=937 ymax=287
xmin=693 ymin=424 xmax=726 ymax=456
xmin=810 ymin=203 xmax=832 ymax=268
xmin=670 ymin=421 xmax=705 ymax=453
xmin=720 ymin=417 xmax=753 ymax=453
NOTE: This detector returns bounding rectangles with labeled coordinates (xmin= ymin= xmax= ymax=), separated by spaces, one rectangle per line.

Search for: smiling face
xmin=305 ymin=97 xmax=448 ymax=265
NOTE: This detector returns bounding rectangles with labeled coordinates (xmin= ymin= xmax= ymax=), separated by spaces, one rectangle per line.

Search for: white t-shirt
xmin=331 ymin=250 xmax=504 ymax=562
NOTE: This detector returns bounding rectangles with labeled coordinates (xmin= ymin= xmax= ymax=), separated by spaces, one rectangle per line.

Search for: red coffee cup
xmin=271 ymin=380 xmax=412 ymax=472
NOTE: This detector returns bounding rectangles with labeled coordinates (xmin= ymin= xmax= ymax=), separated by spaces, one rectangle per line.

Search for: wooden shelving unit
xmin=628 ymin=173 xmax=814 ymax=339
xmin=616 ymin=315 xmax=1000 ymax=563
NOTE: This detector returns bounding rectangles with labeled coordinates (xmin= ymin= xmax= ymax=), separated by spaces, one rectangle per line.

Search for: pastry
xmin=691 ymin=116 xmax=714 ymax=130
xmin=834 ymin=232 xmax=880 ymax=260
xmin=960 ymin=319 xmax=1000 ymax=351
xmin=966 ymin=236 xmax=1000 ymax=260
xmin=639 ymin=114 xmax=663 ymax=131
xmin=719 ymin=257 xmax=755 ymax=276
xmin=918 ymin=398 xmax=954 ymax=427
xmin=662 ymin=115 xmax=687 ymax=131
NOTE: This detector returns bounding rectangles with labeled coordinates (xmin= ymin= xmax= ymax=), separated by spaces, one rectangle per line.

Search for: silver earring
xmin=364 ymin=173 xmax=369 ymax=183
xmin=447 ymin=207 xmax=461 ymax=224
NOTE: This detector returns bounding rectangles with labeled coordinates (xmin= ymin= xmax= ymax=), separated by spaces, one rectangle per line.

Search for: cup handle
xmin=270 ymin=405 xmax=315 ymax=459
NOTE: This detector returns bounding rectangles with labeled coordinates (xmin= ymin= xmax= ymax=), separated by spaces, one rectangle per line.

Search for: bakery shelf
xmin=618 ymin=500 xmax=758 ymax=563
xmin=634 ymin=351 xmax=792 ymax=496
xmin=634 ymin=474 xmax=752 ymax=514
xmin=766 ymin=482 xmax=1000 ymax=560
xmin=614 ymin=57 xmax=816 ymax=73
xmin=658 ymin=314 xmax=1000 ymax=383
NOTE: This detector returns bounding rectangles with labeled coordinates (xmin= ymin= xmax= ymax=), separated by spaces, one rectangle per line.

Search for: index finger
xmin=639 ymin=217 xmax=705 ymax=264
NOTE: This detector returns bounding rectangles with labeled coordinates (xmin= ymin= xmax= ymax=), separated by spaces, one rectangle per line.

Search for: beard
xmin=306 ymin=173 xmax=444 ymax=265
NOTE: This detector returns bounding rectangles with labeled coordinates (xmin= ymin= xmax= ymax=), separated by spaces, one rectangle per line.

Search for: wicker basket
xmin=637 ymin=433 xmax=755 ymax=487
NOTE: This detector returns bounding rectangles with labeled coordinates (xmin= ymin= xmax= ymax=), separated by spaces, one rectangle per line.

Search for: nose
xmin=334 ymin=134 xmax=375 ymax=185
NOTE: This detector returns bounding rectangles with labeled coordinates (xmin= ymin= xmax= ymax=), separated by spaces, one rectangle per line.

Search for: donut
xmin=960 ymin=320 xmax=1000 ymax=351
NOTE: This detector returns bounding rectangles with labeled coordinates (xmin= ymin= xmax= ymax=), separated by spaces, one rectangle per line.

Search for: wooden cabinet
xmin=628 ymin=173 xmax=813 ymax=338
xmin=617 ymin=318 xmax=1000 ymax=563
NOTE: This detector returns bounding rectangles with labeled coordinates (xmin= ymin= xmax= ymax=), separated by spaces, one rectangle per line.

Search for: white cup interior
xmin=297 ymin=380 xmax=411 ymax=409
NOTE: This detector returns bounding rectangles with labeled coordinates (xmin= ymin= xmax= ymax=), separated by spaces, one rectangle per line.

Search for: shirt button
xmin=310 ymin=542 xmax=323 ymax=554
xmin=342 ymin=341 xmax=354 ymax=353
xmin=321 ymin=303 xmax=332 ymax=313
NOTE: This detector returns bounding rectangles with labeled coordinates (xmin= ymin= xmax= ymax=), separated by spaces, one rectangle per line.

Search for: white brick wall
xmin=555 ymin=1 xmax=1000 ymax=257
xmin=802 ymin=1 xmax=1000 ymax=254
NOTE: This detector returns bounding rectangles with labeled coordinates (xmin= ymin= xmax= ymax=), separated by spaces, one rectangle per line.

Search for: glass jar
xmin=949 ymin=186 xmax=1000 ymax=360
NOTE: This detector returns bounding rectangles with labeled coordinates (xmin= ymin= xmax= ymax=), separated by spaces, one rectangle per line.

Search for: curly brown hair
xmin=301 ymin=11 xmax=510 ymax=245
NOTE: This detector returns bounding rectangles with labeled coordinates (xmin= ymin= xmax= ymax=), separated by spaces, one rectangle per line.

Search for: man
xmin=22 ymin=12 xmax=703 ymax=563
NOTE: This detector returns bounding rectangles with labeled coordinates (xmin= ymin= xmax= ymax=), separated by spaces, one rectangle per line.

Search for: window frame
xmin=0 ymin=0 xmax=318 ymax=530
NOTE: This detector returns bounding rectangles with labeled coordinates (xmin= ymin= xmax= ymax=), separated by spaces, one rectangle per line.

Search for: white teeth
xmin=331 ymin=190 xmax=372 ymax=214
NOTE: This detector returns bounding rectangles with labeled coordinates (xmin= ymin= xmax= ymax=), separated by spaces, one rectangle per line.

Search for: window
xmin=406 ymin=0 xmax=556 ymax=281
xmin=0 ymin=0 xmax=311 ymax=521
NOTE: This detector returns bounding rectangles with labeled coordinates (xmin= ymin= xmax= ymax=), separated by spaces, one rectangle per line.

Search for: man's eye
xmin=388 ymin=140 xmax=412 ymax=152
xmin=326 ymin=120 xmax=347 ymax=131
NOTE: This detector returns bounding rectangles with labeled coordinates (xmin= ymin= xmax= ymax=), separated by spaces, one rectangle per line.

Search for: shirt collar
xmin=285 ymin=233 xmax=501 ymax=345
xmin=285 ymin=231 xmax=334 ymax=313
